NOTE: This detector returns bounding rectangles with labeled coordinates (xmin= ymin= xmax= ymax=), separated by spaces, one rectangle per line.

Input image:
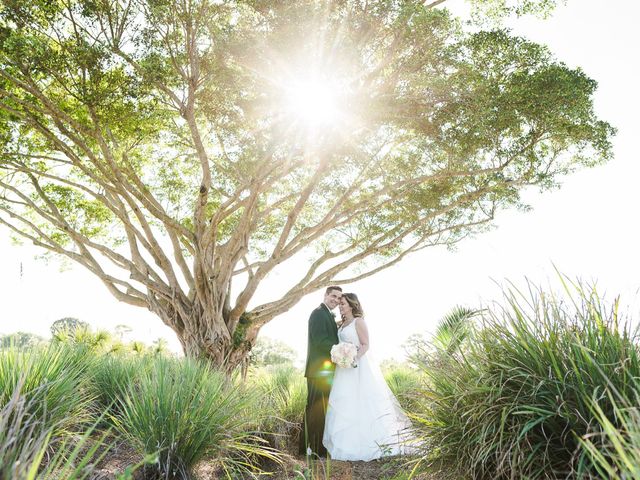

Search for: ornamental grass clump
xmin=0 ymin=378 xmax=112 ymax=480
xmin=0 ymin=343 xmax=95 ymax=438
xmin=253 ymin=364 xmax=307 ymax=450
xmin=0 ymin=379 xmax=53 ymax=478
xmin=580 ymin=388 xmax=640 ymax=480
xmin=383 ymin=363 xmax=423 ymax=413
xmin=114 ymin=356 xmax=278 ymax=479
xmin=90 ymin=353 xmax=152 ymax=417
xmin=412 ymin=279 xmax=640 ymax=479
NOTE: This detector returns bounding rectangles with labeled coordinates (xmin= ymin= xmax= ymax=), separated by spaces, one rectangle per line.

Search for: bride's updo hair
xmin=342 ymin=293 xmax=364 ymax=319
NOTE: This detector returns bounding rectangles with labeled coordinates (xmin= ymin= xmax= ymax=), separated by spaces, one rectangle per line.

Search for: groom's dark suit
xmin=300 ymin=303 xmax=339 ymax=456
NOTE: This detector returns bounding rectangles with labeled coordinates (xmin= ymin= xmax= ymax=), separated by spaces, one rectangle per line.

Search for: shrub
xmin=114 ymin=356 xmax=277 ymax=479
xmin=411 ymin=280 xmax=640 ymax=479
xmin=52 ymin=325 xmax=120 ymax=353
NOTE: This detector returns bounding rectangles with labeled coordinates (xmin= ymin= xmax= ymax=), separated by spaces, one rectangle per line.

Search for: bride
xmin=323 ymin=293 xmax=413 ymax=461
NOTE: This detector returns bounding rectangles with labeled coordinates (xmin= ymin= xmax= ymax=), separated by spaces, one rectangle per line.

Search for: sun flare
xmin=283 ymin=77 xmax=344 ymax=130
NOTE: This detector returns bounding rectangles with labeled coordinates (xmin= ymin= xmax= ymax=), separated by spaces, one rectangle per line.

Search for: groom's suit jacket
xmin=304 ymin=303 xmax=339 ymax=378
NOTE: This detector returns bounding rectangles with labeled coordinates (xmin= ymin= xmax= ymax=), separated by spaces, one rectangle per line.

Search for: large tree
xmin=0 ymin=0 xmax=613 ymax=369
xmin=50 ymin=316 xmax=89 ymax=335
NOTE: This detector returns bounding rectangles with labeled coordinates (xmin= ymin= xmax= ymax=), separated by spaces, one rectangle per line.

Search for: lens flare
xmin=282 ymin=76 xmax=346 ymax=132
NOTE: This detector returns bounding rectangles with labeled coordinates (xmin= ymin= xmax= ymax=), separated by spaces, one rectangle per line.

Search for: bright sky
xmin=1 ymin=0 xmax=639 ymax=363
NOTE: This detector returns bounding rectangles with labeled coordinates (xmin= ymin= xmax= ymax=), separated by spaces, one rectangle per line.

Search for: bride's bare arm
xmin=355 ymin=317 xmax=370 ymax=359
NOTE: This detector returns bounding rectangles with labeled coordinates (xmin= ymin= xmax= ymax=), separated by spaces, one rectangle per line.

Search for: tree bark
xmin=149 ymin=294 xmax=258 ymax=373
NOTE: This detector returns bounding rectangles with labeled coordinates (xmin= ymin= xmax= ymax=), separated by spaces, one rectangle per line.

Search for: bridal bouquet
xmin=331 ymin=342 xmax=358 ymax=368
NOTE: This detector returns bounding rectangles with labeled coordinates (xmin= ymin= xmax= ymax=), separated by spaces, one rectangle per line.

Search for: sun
xmin=281 ymin=76 xmax=346 ymax=131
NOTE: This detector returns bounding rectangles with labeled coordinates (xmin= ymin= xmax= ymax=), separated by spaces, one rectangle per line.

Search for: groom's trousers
xmin=299 ymin=375 xmax=332 ymax=457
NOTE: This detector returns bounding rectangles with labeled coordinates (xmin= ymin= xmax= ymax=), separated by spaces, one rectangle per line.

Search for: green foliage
xmin=0 ymin=379 xmax=54 ymax=479
xmin=151 ymin=337 xmax=171 ymax=355
xmin=252 ymin=364 xmax=307 ymax=451
xmin=431 ymin=306 xmax=478 ymax=354
xmin=0 ymin=0 xmax=615 ymax=367
xmin=90 ymin=353 xmax=151 ymax=418
xmin=468 ymin=0 xmax=566 ymax=22
xmin=0 ymin=378 xmax=113 ymax=480
xmin=250 ymin=336 xmax=299 ymax=367
xmin=410 ymin=279 xmax=640 ymax=479
xmin=0 ymin=331 xmax=45 ymax=349
xmin=113 ymin=356 xmax=279 ymax=479
xmin=233 ymin=312 xmax=252 ymax=349
xmin=580 ymin=389 xmax=640 ymax=480
xmin=0 ymin=0 xmax=613 ymax=265
xmin=50 ymin=316 xmax=90 ymax=336
xmin=52 ymin=323 xmax=171 ymax=356
xmin=383 ymin=363 xmax=423 ymax=413
xmin=0 ymin=343 xmax=288 ymax=477
xmin=0 ymin=343 xmax=95 ymax=440
xmin=52 ymin=324 xmax=116 ymax=351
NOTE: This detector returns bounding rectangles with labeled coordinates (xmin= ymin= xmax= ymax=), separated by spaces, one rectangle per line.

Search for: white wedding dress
xmin=323 ymin=321 xmax=413 ymax=461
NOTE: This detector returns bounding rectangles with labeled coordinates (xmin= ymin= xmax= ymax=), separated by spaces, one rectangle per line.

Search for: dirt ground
xmin=94 ymin=440 xmax=426 ymax=479
xmin=250 ymin=453 xmax=418 ymax=480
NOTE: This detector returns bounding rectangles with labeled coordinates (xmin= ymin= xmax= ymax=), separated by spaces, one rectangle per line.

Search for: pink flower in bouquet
xmin=330 ymin=342 xmax=358 ymax=368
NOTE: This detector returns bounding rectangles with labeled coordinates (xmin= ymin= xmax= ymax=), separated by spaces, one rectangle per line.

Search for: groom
xmin=299 ymin=285 xmax=342 ymax=457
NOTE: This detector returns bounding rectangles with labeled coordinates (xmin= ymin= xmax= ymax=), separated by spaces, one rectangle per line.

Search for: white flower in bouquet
xmin=330 ymin=342 xmax=358 ymax=368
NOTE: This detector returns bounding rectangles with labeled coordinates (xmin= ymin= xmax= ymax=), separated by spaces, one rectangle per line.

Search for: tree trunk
xmin=150 ymin=296 xmax=260 ymax=374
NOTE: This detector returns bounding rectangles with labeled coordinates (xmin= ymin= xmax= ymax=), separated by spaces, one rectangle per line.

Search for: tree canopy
xmin=0 ymin=331 xmax=46 ymax=349
xmin=50 ymin=316 xmax=89 ymax=335
xmin=0 ymin=0 xmax=613 ymax=367
xmin=250 ymin=336 xmax=298 ymax=367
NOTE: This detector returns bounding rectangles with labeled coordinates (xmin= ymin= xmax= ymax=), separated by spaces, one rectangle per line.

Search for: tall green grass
xmin=383 ymin=363 xmax=423 ymax=413
xmin=0 ymin=379 xmax=53 ymax=478
xmin=0 ymin=376 xmax=115 ymax=480
xmin=411 ymin=280 xmax=640 ymax=479
xmin=580 ymin=388 xmax=640 ymax=479
xmin=114 ymin=356 xmax=278 ymax=479
xmin=0 ymin=344 xmax=95 ymax=438
xmin=90 ymin=353 xmax=151 ymax=417
xmin=253 ymin=364 xmax=307 ymax=451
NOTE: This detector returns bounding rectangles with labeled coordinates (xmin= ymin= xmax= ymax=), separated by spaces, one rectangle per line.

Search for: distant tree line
xmin=1 ymin=317 xmax=298 ymax=367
